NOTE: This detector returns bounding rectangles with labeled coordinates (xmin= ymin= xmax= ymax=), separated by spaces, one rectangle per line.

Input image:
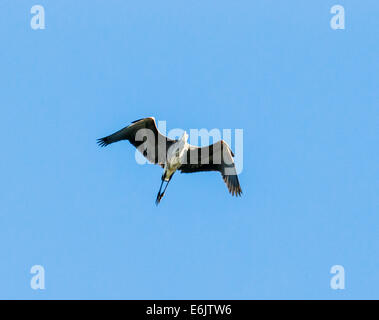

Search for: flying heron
xmin=97 ymin=117 xmax=242 ymax=205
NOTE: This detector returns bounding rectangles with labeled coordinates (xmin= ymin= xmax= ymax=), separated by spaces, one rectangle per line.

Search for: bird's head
xmin=181 ymin=131 xmax=189 ymax=143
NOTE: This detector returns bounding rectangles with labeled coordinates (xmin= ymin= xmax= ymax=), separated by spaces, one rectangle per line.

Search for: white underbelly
xmin=164 ymin=158 xmax=181 ymax=181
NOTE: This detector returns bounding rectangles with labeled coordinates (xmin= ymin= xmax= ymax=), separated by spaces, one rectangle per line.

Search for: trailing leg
xmin=155 ymin=173 xmax=174 ymax=205
xmin=155 ymin=172 xmax=166 ymax=205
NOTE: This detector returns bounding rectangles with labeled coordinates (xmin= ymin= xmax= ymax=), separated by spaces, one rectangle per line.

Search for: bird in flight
xmin=97 ymin=117 xmax=242 ymax=205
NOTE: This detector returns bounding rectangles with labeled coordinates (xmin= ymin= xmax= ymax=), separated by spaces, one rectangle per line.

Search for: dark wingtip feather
xmin=223 ymin=174 xmax=242 ymax=197
xmin=97 ymin=137 xmax=109 ymax=147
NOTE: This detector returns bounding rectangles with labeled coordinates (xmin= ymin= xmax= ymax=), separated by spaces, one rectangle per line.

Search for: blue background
xmin=0 ymin=0 xmax=377 ymax=299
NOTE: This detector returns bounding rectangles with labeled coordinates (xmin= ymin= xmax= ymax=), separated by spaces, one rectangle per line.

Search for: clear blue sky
xmin=0 ymin=0 xmax=377 ymax=299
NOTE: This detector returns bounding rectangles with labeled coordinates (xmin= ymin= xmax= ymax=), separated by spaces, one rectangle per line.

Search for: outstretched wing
xmin=97 ymin=117 xmax=177 ymax=166
xmin=179 ymin=140 xmax=242 ymax=196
